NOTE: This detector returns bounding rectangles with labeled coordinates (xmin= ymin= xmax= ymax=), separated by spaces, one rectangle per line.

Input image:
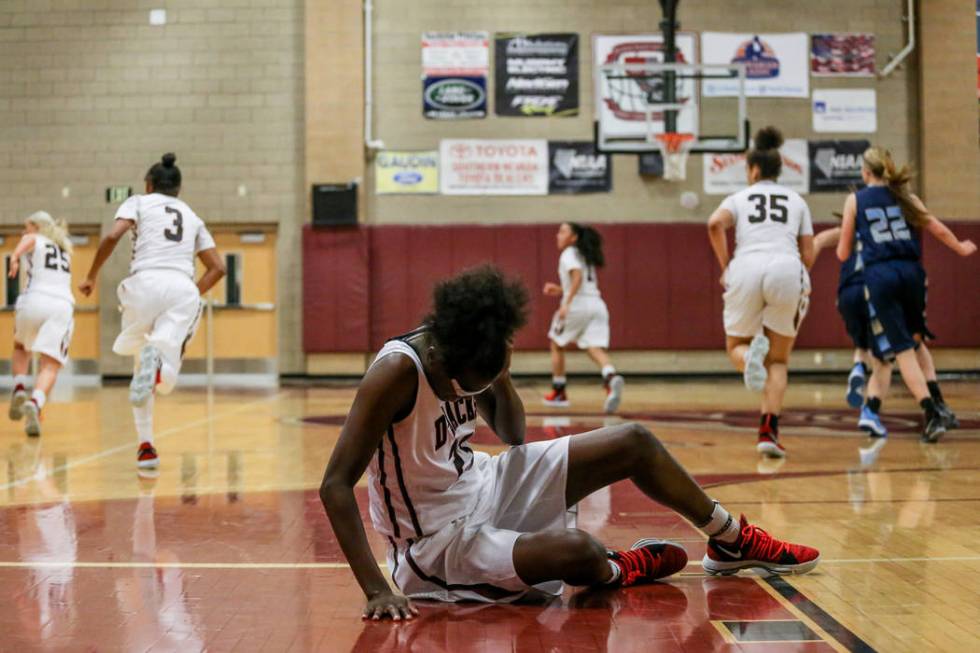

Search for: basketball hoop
xmin=653 ymin=132 xmax=695 ymax=181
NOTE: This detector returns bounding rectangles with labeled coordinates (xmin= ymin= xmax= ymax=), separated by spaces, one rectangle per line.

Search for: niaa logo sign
xmin=732 ymin=36 xmax=780 ymax=79
xmin=425 ymin=78 xmax=486 ymax=111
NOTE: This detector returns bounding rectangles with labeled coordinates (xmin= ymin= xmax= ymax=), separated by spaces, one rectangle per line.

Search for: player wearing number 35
xmin=80 ymin=153 xmax=226 ymax=471
xmin=836 ymin=147 xmax=976 ymax=443
xmin=707 ymin=127 xmax=815 ymax=459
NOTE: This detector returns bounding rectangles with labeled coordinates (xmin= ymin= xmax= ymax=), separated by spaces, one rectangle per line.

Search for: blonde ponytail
xmin=862 ymin=147 xmax=928 ymax=228
xmin=26 ymin=211 xmax=73 ymax=255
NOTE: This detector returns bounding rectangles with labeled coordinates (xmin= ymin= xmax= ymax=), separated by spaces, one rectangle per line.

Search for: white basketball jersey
xmin=558 ymin=246 xmax=601 ymax=304
xmin=22 ymin=234 xmax=74 ymax=305
xmin=114 ymin=194 xmax=216 ymax=278
xmin=720 ymin=180 xmax=814 ymax=259
xmin=366 ymin=335 xmax=492 ymax=542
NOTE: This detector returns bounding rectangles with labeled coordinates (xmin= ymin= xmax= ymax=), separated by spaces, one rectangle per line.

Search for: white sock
xmin=13 ymin=375 xmax=28 ymax=390
xmin=31 ymin=389 xmax=46 ymax=410
xmin=604 ymin=558 xmax=622 ymax=584
xmin=552 ymin=375 xmax=566 ymax=386
xmin=601 ymin=365 xmax=616 ymax=379
xmin=699 ymin=501 xmax=740 ymax=544
xmin=134 ymin=394 xmax=154 ymax=444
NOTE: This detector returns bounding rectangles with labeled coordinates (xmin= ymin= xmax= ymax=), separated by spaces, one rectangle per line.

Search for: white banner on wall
xmin=701 ymin=32 xmax=808 ymax=98
xmin=440 ymin=139 xmax=548 ymax=195
xmin=812 ymin=89 xmax=877 ymax=133
xmin=703 ymin=139 xmax=809 ymax=195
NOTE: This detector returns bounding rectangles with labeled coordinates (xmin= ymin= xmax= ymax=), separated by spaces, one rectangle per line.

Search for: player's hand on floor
xmin=363 ymin=592 xmax=418 ymax=621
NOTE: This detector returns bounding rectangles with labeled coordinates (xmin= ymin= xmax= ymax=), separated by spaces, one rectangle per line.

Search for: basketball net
xmin=653 ymin=132 xmax=695 ymax=181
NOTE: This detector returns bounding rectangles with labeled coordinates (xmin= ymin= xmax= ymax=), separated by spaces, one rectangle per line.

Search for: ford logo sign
xmin=394 ymin=172 xmax=423 ymax=185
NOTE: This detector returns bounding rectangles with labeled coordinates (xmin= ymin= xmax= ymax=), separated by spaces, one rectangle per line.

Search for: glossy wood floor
xmin=0 ymin=377 xmax=977 ymax=652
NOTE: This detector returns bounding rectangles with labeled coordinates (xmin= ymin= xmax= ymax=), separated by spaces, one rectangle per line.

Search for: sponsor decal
xmin=440 ymin=139 xmax=548 ymax=195
xmin=703 ymin=139 xmax=809 ymax=194
xmin=808 ymin=140 xmax=870 ymax=192
xmin=422 ymin=32 xmax=489 ymax=119
xmin=811 ymin=89 xmax=877 ymax=133
xmin=732 ymin=35 xmax=780 ymax=79
xmin=375 ymin=150 xmax=439 ymax=194
xmin=701 ymin=32 xmax=808 ymax=98
xmin=548 ymin=141 xmax=611 ymax=193
xmin=495 ymin=33 xmax=578 ymax=117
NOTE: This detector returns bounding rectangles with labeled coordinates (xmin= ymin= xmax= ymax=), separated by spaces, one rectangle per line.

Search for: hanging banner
xmin=808 ymin=140 xmax=870 ymax=193
xmin=548 ymin=141 xmax=611 ymax=193
xmin=422 ymin=32 xmax=489 ymax=119
xmin=703 ymin=139 xmax=809 ymax=195
xmin=701 ymin=32 xmax=809 ymax=97
xmin=375 ymin=151 xmax=439 ymax=194
xmin=494 ymin=33 xmax=578 ymax=117
xmin=440 ymin=139 xmax=548 ymax=195
xmin=593 ymin=33 xmax=699 ymax=138
xmin=811 ymin=33 xmax=876 ymax=77
xmin=812 ymin=89 xmax=877 ymax=133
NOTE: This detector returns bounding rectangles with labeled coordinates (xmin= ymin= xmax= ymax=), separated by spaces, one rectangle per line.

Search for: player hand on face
xmin=542 ymin=282 xmax=562 ymax=297
xmin=363 ymin=591 xmax=418 ymax=621
xmin=78 ymin=278 xmax=95 ymax=297
xmin=957 ymin=239 xmax=977 ymax=257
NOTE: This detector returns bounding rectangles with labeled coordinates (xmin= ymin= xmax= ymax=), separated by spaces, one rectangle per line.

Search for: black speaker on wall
xmin=312 ymin=182 xmax=358 ymax=227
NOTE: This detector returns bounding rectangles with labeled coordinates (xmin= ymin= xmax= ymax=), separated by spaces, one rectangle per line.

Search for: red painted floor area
xmin=0 ymin=485 xmax=837 ymax=652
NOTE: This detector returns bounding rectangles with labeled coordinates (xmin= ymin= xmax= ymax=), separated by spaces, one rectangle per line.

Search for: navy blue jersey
xmin=854 ymin=185 xmax=921 ymax=266
xmin=838 ymin=245 xmax=864 ymax=291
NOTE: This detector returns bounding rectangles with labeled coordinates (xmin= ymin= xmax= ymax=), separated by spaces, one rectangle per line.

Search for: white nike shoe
xmin=743 ymin=334 xmax=769 ymax=392
xmin=130 ymin=345 xmax=161 ymax=407
xmin=603 ymin=375 xmax=625 ymax=414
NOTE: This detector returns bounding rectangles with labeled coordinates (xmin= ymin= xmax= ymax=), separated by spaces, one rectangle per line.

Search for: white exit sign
xmin=106 ymin=186 xmax=132 ymax=203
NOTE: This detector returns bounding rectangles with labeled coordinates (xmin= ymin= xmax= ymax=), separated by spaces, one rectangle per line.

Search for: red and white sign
xmin=440 ymin=139 xmax=548 ymax=195
xmin=422 ymin=32 xmax=489 ymax=76
xmin=702 ymin=139 xmax=809 ymax=195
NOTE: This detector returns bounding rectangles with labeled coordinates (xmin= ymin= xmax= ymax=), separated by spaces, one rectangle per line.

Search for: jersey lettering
xmin=43 ymin=243 xmax=70 ymax=272
xmin=746 ymin=193 xmax=789 ymax=224
xmin=164 ymin=206 xmax=184 ymax=242
xmin=864 ymin=206 xmax=911 ymax=244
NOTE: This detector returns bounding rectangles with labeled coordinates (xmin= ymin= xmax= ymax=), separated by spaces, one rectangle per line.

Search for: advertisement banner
xmin=701 ymin=32 xmax=809 ymax=97
xmin=548 ymin=142 xmax=611 ymax=193
xmin=495 ymin=33 xmax=578 ymax=117
xmin=811 ymin=33 xmax=876 ymax=77
xmin=375 ymin=151 xmax=439 ymax=195
xmin=440 ymin=139 xmax=548 ymax=195
xmin=808 ymin=140 xmax=869 ymax=193
xmin=703 ymin=139 xmax=809 ymax=195
xmin=422 ymin=32 xmax=489 ymax=119
xmin=812 ymin=89 xmax=877 ymax=133
xmin=593 ymin=33 xmax=699 ymax=138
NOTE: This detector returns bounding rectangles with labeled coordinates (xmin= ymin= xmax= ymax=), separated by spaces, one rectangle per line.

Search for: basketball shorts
xmin=113 ymin=270 xmax=202 ymax=377
xmin=14 ymin=294 xmax=74 ymax=365
xmin=863 ymin=260 xmax=929 ymax=361
xmin=836 ymin=283 xmax=870 ymax=351
xmin=723 ymin=252 xmax=810 ymax=338
xmin=387 ymin=437 xmax=574 ymax=603
xmin=548 ymin=299 xmax=610 ymax=349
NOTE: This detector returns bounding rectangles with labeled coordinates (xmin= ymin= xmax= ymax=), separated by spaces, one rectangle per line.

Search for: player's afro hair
xmin=425 ymin=265 xmax=529 ymax=379
xmin=747 ymin=126 xmax=783 ymax=180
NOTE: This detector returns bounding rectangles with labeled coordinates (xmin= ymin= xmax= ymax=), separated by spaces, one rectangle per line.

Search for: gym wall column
xmin=918 ymin=0 xmax=980 ymax=219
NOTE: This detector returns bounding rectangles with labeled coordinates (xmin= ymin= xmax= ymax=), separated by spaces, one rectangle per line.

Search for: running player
xmin=542 ymin=223 xmax=624 ymax=413
xmin=320 ymin=265 xmax=819 ymax=620
xmin=7 ymin=211 xmax=75 ymax=437
xmin=836 ymin=147 xmax=976 ymax=442
xmin=79 ymin=153 xmax=226 ymax=469
xmin=707 ymin=127 xmax=815 ymax=458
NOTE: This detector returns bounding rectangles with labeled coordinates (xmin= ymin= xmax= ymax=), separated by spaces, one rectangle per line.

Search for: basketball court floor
xmin=0 ymin=377 xmax=977 ymax=652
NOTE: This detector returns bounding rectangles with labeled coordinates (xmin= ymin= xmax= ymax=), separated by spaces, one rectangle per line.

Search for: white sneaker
xmin=130 ymin=345 xmax=161 ymax=407
xmin=743 ymin=334 xmax=769 ymax=392
xmin=603 ymin=375 xmax=625 ymax=414
xmin=23 ymin=401 xmax=41 ymax=437
xmin=9 ymin=388 xmax=27 ymax=420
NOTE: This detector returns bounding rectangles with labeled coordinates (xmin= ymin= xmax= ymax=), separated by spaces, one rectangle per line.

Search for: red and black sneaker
xmin=609 ymin=539 xmax=688 ymax=586
xmin=703 ymin=515 xmax=819 ymax=576
xmin=542 ymin=388 xmax=570 ymax=407
xmin=137 ymin=442 xmax=159 ymax=469
xmin=756 ymin=416 xmax=785 ymax=458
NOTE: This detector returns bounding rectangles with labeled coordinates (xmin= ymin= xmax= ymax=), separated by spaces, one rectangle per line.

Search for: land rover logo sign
xmin=425 ymin=78 xmax=485 ymax=111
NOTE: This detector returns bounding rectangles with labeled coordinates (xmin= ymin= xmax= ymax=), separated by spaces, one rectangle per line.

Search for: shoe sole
xmin=921 ymin=426 xmax=946 ymax=444
xmin=603 ymin=376 xmax=625 ymax=414
xmin=23 ymin=406 xmax=40 ymax=437
xmin=756 ymin=440 xmax=785 ymax=458
xmin=130 ymin=346 xmax=159 ymax=407
xmin=857 ymin=417 xmax=887 ymax=438
xmin=845 ymin=374 xmax=865 ymax=409
xmin=138 ymin=457 xmax=159 ymax=469
xmin=9 ymin=393 xmax=27 ymax=421
xmin=743 ymin=336 xmax=769 ymax=392
xmin=542 ymin=398 xmax=570 ymax=407
xmin=702 ymin=554 xmax=820 ymax=576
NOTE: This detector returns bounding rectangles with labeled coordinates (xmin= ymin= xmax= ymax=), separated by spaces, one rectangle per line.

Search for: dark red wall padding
xmin=302 ymin=223 xmax=980 ymax=353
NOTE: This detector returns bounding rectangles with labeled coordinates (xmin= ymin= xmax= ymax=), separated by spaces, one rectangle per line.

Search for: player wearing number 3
xmin=836 ymin=147 xmax=976 ymax=443
xmin=708 ymin=127 xmax=816 ymax=458
xmin=81 ymin=153 xmax=226 ymax=470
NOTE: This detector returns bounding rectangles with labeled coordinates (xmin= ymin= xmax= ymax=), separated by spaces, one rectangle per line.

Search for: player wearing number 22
xmin=81 ymin=153 xmax=226 ymax=470
xmin=708 ymin=127 xmax=816 ymax=459
xmin=836 ymin=147 xmax=976 ymax=443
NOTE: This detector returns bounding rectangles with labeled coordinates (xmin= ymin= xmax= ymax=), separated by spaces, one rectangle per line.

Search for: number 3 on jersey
xmin=747 ymin=193 xmax=789 ymax=223
xmin=164 ymin=206 xmax=183 ymax=242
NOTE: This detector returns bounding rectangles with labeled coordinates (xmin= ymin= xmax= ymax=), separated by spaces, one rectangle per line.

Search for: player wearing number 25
xmin=80 ymin=153 xmax=226 ymax=471
xmin=707 ymin=127 xmax=815 ymax=459
xmin=836 ymin=147 xmax=976 ymax=443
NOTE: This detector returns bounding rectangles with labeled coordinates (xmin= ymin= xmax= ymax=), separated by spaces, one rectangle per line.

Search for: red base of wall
xmin=303 ymin=223 xmax=980 ymax=353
